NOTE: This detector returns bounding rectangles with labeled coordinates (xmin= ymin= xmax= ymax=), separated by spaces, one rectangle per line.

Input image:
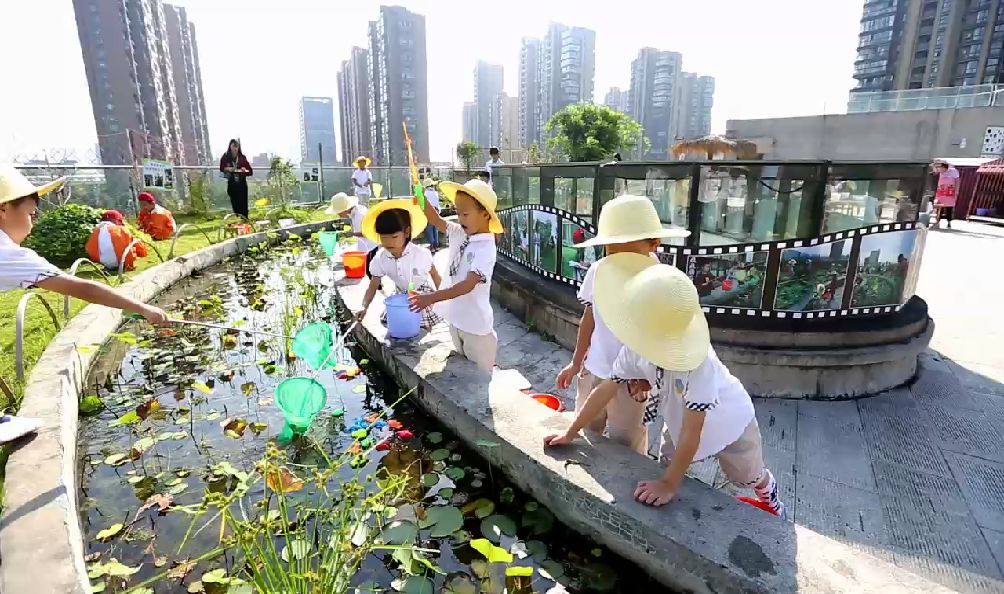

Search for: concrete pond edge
xmin=0 ymin=219 xmax=335 ymax=594
xmin=332 ymin=271 xmax=955 ymax=593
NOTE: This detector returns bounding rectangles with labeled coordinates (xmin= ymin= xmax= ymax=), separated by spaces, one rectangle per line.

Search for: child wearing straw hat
xmin=325 ymin=191 xmax=377 ymax=272
xmin=0 ymin=166 xmax=167 ymax=443
xmin=556 ymin=195 xmax=689 ymax=454
xmin=409 ymin=179 xmax=504 ymax=372
xmin=546 ymin=253 xmax=786 ymax=517
xmin=351 ymin=156 xmax=374 ymax=205
xmin=355 ymin=198 xmax=443 ymax=330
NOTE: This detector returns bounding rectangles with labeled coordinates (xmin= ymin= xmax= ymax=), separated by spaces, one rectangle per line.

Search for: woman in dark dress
xmin=219 ymin=139 xmax=252 ymax=218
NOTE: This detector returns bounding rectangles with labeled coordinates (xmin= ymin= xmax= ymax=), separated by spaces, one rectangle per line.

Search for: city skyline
xmin=1 ymin=0 xmax=866 ymax=164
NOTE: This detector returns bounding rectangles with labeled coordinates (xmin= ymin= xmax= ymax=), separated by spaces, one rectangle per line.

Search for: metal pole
xmin=317 ymin=141 xmax=324 ymax=204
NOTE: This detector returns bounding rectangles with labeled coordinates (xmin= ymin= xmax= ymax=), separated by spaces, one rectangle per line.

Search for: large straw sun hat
xmin=594 ymin=252 xmax=710 ymax=372
xmin=438 ymin=178 xmax=504 ymax=234
xmin=361 ymin=197 xmax=428 ymax=243
xmin=354 ymin=156 xmax=372 ymax=167
xmin=0 ymin=166 xmax=66 ymax=205
xmin=324 ymin=192 xmax=358 ymax=215
xmin=574 ymin=194 xmax=689 ymax=248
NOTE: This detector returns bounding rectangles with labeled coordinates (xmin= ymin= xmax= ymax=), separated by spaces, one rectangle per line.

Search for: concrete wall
xmin=726 ymin=106 xmax=1004 ymax=161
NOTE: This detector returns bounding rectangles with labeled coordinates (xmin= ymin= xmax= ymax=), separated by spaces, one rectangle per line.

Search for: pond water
xmin=78 ymin=240 xmax=675 ymax=594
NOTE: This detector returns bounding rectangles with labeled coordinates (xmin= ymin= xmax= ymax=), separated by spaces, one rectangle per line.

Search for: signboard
xmin=497 ymin=205 xmax=922 ymax=319
xmin=298 ymin=166 xmax=320 ymax=182
xmin=142 ymin=159 xmax=173 ymax=189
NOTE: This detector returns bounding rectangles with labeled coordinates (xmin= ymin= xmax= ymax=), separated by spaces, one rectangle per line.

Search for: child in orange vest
xmin=86 ymin=210 xmax=147 ymax=270
xmin=136 ymin=192 xmax=176 ymax=240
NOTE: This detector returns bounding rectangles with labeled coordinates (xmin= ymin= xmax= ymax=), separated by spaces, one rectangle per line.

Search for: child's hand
xmin=408 ymin=292 xmax=436 ymax=312
xmin=354 ymin=306 xmax=367 ymax=322
xmin=634 ymin=478 xmax=676 ymax=506
xmin=556 ymin=362 xmax=581 ymax=390
xmin=140 ymin=305 xmax=169 ymax=325
xmin=543 ymin=431 xmax=577 ymax=448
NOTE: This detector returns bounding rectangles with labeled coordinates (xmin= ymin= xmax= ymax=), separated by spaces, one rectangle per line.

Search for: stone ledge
xmin=0 ymin=220 xmax=335 ymax=594
xmin=333 ymin=271 xmax=954 ymax=594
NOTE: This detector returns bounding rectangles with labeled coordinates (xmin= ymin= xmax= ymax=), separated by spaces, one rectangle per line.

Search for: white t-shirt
xmin=610 ymin=345 xmax=755 ymax=462
xmin=441 ymin=221 xmax=496 ymax=335
xmin=0 ymin=230 xmax=62 ymax=291
xmin=351 ymin=169 xmax=373 ymax=197
xmin=577 ymin=253 xmax=658 ymax=379
xmin=425 ymin=188 xmax=441 ymax=211
xmin=96 ymin=222 xmax=118 ymax=268
xmin=367 ymin=242 xmax=434 ymax=292
xmin=350 ymin=205 xmax=376 ymax=253
xmin=485 ymin=158 xmax=504 ymax=184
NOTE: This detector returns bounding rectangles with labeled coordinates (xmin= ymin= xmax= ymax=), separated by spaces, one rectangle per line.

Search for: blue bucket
xmin=385 ymin=293 xmax=421 ymax=339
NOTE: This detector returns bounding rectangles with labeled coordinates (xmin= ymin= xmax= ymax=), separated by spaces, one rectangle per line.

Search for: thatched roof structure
xmin=670 ymin=135 xmax=760 ymax=160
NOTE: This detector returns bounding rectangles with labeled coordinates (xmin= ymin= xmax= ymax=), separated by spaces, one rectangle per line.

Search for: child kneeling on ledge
xmin=355 ymin=198 xmax=442 ymax=330
xmin=545 ymin=253 xmax=785 ymax=517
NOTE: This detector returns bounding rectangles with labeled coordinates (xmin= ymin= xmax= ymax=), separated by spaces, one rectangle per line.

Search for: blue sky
xmin=0 ymin=0 xmax=865 ymax=163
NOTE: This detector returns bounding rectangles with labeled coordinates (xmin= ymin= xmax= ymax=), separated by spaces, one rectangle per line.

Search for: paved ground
xmin=464 ymin=220 xmax=1004 ymax=593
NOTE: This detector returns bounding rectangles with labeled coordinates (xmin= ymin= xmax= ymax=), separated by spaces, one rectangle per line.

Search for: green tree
xmin=456 ymin=141 xmax=480 ymax=174
xmin=266 ymin=157 xmax=299 ymax=207
xmin=544 ymin=103 xmax=644 ymax=162
xmin=526 ymin=143 xmax=541 ymax=165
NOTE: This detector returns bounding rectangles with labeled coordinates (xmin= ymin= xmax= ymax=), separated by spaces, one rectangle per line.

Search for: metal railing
xmin=64 ymin=258 xmax=113 ymax=318
xmin=167 ymin=223 xmax=191 ymax=259
xmin=15 ymin=292 xmax=62 ymax=381
xmin=118 ymin=239 xmax=163 ymax=280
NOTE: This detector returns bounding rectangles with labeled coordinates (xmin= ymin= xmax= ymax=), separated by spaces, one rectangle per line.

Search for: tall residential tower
xmin=337 ymin=46 xmax=372 ymax=164
xmin=299 ymin=97 xmax=337 ymax=164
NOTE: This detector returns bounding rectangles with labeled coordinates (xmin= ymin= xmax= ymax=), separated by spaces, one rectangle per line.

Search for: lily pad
xmin=104 ymin=453 xmax=129 ymax=467
xmin=241 ymin=382 xmax=255 ymax=397
xmin=265 ymin=466 xmax=304 ymax=494
xmin=500 ymin=487 xmax=515 ymax=504
xmin=526 ymin=540 xmax=548 ymax=559
xmin=87 ymin=559 xmax=140 ymax=578
xmin=429 ymin=448 xmax=450 ymax=462
xmin=426 ymin=432 xmax=443 ymax=444
xmin=470 ymin=537 xmax=513 ymax=563
xmin=522 ymin=505 xmax=554 ymax=536
xmin=95 ymin=523 xmax=124 ymax=542
xmin=191 ymin=382 xmax=213 ymax=395
xmin=396 ymin=576 xmax=433 ymax=594
xmin=280 ymin=540 xmax=311 ymax=562
xmin=442 ymin=573 xmax=477 ymax=594
xmin=418 ymin=505 xmax=463 ymax=538
xmin=462 ymin=497 xmax=495 ymax=519
xmin=445 ymin=467 xmax=466 ymax=481
xmin=79 ymin=395 xmax=104 ymax=415
xmin=378 ymin=520 xmax=418 ymax=545
xmin=420 ymin=473 xmax=439 ymax=488
xmin=539 ymin=560 xmax=565 ymax=581
xmin=479 ymin=514 xmax=517 ymax=543
xmin=581 ymin=562 xmax=617 ymax=591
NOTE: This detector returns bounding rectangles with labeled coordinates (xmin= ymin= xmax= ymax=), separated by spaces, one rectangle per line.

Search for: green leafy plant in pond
xmin=23 ymin=203 xmax=103 ymax=267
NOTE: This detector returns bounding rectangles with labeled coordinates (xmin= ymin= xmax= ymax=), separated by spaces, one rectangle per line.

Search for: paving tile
xmin=795 ymin=398 xmax=861 ymax=422
xmin=753 ymin=398 xmax=797 ymax=453
xmin=946 ymin=453 xmax=1004 ymax=532
xmin=860 ymin=404 xmax=951 ymax=475
xmin=761 ymin=445 xmax=797 ymax=519
xmin=984 ymin=528 xmax=1004 ymax=577
xmin=872 ymin=460 xmax=972 ymax=518
xmin=926 ymin=407 xmax=1004 ymax=463
xmin=796 ymin=406 xmax=876 ymax=491
xmin=795 ymin=473 xmax=889 ymax=557
xmin=948 ymin=360 xmax=1004 ymax=397
xmin=891 ymin=549 xmax=1004 ymax=594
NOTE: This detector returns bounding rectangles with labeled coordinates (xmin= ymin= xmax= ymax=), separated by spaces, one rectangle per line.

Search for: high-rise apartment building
xmin=474 ymin=61 xmax=504 ymax=148
xmin=367 ymin=5 xmax=429 ymax=164
xmin=675 ymin=74 xmax=715 ymax=140
xmin=518 ymin=38 xmax=540 ymax=148
xmin=462 ymin=102 xmax=477 ymax=143
xmin=499 ymin=93 xmax=521 ymax=150
xmin=604 ymin=87 xmax=630 ymax=115
xmin=852 ymin=0 xmax=1004 ymax=95
xmin=337 ymin=46 xmax=372 ymax=164
xmin=630 ymin=48 xmax=683 ymax=158
xmin=519 ymin=23 xmax=596 ymax=147
xmin=73 ymin=0 xmax=210 ymax=165
xmin=299 ymin=97 xmax=337 ymax=164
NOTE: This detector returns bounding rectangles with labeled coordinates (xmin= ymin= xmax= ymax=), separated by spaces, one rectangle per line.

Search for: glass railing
xmin=847 ymin=83 xmax=1004 ymax=112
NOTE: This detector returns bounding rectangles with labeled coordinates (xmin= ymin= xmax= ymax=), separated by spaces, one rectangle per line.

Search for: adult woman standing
xmin=219 ymin=139 xmax=253 ymax=218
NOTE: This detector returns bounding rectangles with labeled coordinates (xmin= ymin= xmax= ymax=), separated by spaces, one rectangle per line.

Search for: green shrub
xmin=24 ymin=203 xmax=103 ymax=267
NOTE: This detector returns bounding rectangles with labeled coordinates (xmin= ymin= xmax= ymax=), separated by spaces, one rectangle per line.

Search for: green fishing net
xmin=275 ymin=377 xmax=327 ymax=434
xmin=317 ymin=231 xmax=340 ymax=257
xmin=291 ymin=322 xmax=336 ymax=370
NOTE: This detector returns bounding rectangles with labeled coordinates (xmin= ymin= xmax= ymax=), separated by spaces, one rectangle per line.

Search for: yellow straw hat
xmin=0 ymin=166 xmax=66 ymax=205
xmin=354 ymin=156 xmax=371 ymax=167
xmin=594 ymin=252 xmax=710 ymax=372
xmin=438 ymin=179 xmax=504 ymax=234
xmin=361 ymin=198 xmax=428 ymax=243
xmin=324 ymin=192 xmax=358 ymax=215
xmin=574 ymin=194 xmax=689 ymax=248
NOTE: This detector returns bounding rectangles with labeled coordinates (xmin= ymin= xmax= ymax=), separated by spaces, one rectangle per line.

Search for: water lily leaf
xmin=525 ymin=540 xmax=548 ymax=559
xmin=429 ymin=449 xmax=450 ymax=462
xmin=221 ymin=417 xmax=248 ymax=438
xmin=241 ymin=382 xmax=255 ymax=397
xmin=352 ymin=384 xmax=367 ymax=394
xmin=131 ymin=436 xmax=155 ymax=457
xmin=265 ymin=466 xmax=304 ymax=494
xmin=104 ymin=453 xmax=129 ymax=467
xmin=462 ymin=498 xmax=495 ymax=519
xmin=187 ymin=582 xmax=204 ymax=594
xmin=470 ymin=478 xmax=483 ymax=489
xmin=154 ymin=556 xmax=168 ymax=568
xmin=500 ymin=487 xmax=515 ymax=504
xmin=222 ymin=334 xmax=238 ymax=349
xmin=202 ymin=567 xmax=247 ymax=586
xmin=110 ymin=410 xmax=140 ymax=427
xmin=167 ymin=559 xmax=197 ymax=580
xmin=378 ymin=520 xmax=418 ymax=545
xmin=426 ymin=432 xmax=443 ymax=444
xmin=205 ymin=410 xmax=221 ymax=422
xmin=445 ymin=467 xmax=466 ymax=481
xmin=156 ymin=430 xmax=188 ymax=441
xmin=438 ymin=487 xmax=454 ymax=499
xmin=442 ymin=573 xmax=477 ymax=594
xmin=479 ymin=514 xmax=517 ymax=543
xmin=249 ymin=422 xmax=268 ymax=434
xmin=538 ymin=560 xmax=565 ymax=581
xmin=137 ymin=493 xmax=174 ymax=514
xmin=591 ymin=547 xmax=603 ymax=557
xmin=95 ymin=523 xmax=124 ymax=542
xmin=191 ymin=382 xmax=212 ymax=395
xmin=350 ymin=521 xmax=369 ymax=547
xmin=394 ymin=576 xmax=433 ymax=594
xmin=279 ymin=539 xmax=311 ymax=563
xmin=90 ymin=580 xmax=106 ymax=592
xmin=452 ymin=529 xmax=472 ymax=544
xmin=80 ymin=395 xmax=104 ymax=415
xmin=522 ymin=506 xmax=554 ymax=536
xmin=135 ymin=399 xmax=161 ymax=420
xmin=87 ymin=559 xmax=140 ymax=578
xmin=581 ymin=562 xmax=617 ymax=591
xmin=420 ymin=473 xmax=439 ymax=488
xmin=419 ymin=505 xmax=463 ymax=538
xmin=505 ymin=566 xmax=533 ymax=577
xmin=168 ymin=481 xmax=188 ymax=495
xmin=392 ymin=548 xmax=441 ymax=576
xmin=470 ymin=537 xmax=514 ymax=563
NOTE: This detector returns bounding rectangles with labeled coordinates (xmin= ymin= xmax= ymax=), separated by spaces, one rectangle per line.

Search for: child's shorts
xmin=660 ymin=418 xmax=766 ymax=487
xmin=575 ymin=370 xmax=648 ymax=455
xmin=449 ymin=327 xmax=497 ymax=372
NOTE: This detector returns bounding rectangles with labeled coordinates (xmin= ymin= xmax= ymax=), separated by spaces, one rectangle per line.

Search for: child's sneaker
xmin=776 ymin=502 xmax=788 ymax=521
xmin=0 ymin=415 xmax=41 ymax=444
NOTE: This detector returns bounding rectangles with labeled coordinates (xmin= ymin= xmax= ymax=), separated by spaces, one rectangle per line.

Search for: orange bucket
xmin=341 ymin=251 xmax=367 ymax=278
xmin=530 ymin=393 xmax=565 ymax=412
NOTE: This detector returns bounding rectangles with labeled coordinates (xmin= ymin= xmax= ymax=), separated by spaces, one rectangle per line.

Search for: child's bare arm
xmin=356 ymin=276 xmax=382 ymax=320
xmin=544 ymin=380 xmax=618 ymax=446
xmin=636 ymin=409 xmax=705 ymax=506
xmin=409 ymin=271 xmax=479 ymax=311
xmin=429 ymin=266 xmax=442 ymax=289
xmin=557 ymin=305 xmax=594 ymax=389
